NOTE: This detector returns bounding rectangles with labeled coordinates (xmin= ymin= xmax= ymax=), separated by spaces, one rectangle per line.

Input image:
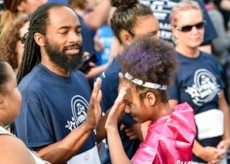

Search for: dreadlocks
xmin=17 ymin=3 xmax=66 ymax=83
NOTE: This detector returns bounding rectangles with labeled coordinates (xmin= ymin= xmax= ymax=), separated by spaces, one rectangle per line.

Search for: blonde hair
xmin=0 ymin=14 xmax=29 ymax=70
xmin=170 ymin=0 xmax=202 ymax=27
xmin=0 ymin=11 xmax=19 ymax=38
xmin=0 ymin=0 xmax=25 ymax=39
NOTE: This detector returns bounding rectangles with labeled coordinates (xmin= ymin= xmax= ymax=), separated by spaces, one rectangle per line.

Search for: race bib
xmin=195 ymin=109 xmax=224 ymax=140
xmin=67 ymin=146 xmax=101 ymax=164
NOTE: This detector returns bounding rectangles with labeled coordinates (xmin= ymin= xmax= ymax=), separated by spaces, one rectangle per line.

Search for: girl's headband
xmin=124 ymin=72 xmax=167 ymax=90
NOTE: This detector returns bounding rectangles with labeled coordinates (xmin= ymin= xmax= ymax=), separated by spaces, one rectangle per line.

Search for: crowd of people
xmin=0 ymin=0 xmax=230 ymax=164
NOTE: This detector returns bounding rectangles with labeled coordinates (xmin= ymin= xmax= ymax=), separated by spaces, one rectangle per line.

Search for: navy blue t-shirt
xmin=100 ymin=57 xmax=140 ymax=163
xmin=139 ymin=0 xmax=217 ymax=44
xmin=14 ymin=64 xmax=97 ymax=155
xmin=168 ymin=51 xmax=224 ymax=114
xmin=167 ymin=51 xmax=224 ymax=162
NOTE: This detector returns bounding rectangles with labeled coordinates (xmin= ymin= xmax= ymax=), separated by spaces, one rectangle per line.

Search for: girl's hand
xmin=105 ymin=87 xmax=130 ymax=131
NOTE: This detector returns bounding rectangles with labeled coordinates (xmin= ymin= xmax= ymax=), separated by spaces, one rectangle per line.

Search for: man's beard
xmin=45 ymin=40 xmax=84 ymax=71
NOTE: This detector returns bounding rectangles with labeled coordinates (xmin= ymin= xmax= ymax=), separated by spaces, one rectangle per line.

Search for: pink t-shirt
xmin=132 ymin=102 xmax=196 ymax=164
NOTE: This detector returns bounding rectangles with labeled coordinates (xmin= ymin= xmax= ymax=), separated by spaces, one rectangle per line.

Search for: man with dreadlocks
xmin=13 ymin=3 xmax=102 ymax=164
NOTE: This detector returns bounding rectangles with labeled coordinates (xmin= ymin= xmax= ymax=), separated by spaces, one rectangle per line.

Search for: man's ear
xmin=145 ymin=92 xmax=156 ymax=106
xmin=119 ymin=30 xmax=133 ymax=46
xmin=34 ymin=32 xmax=45 ymax=46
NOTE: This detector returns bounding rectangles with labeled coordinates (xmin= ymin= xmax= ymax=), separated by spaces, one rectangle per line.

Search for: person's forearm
xmin=35 ymin=123 xmax=94 ymax=164
xmin=221 ymin=105 xmax=230 ymax=140
xmin=107 ymin=127 xmax=131 ymax=164
xmin=86 ymin=64 xmax=108 ymax=79
xmin=84 ymin=0 xmax=112 ymax=30
xmin=130 ymin=123 xmax=144 ymax=141
xmin=96 ymin=112 xmax=108 ymax=143
xmin=193 ymin=140 xmax=204 ymax=158
xmin=219 ymin=90 xmax=230 ymax=139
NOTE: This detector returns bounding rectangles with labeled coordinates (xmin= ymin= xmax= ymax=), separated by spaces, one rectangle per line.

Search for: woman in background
xmin=0 ymin=0 xmax=46 ymax=38
xmin=0 ymin=14 xmax=29 ymax=74
xmin=99 ymin=0 xmax=160 ymax=163
xmin=169 ymin=0 xmax=230 ymax=163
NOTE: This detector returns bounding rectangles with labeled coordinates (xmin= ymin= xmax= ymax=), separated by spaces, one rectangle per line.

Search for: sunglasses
xmin=18 ymin=32 xmax=29 ymax=44
xmin=175 ymin=21 xmax=206 ymax=32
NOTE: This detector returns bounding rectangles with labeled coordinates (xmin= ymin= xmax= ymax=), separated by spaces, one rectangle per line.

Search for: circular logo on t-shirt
xmin=185 ymin=69 xmax=220 ymax=106
xmin=71 ymin=95 xmax=88 ymax=126
xmin=65 ymin=95 xmax=89 ymax=131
